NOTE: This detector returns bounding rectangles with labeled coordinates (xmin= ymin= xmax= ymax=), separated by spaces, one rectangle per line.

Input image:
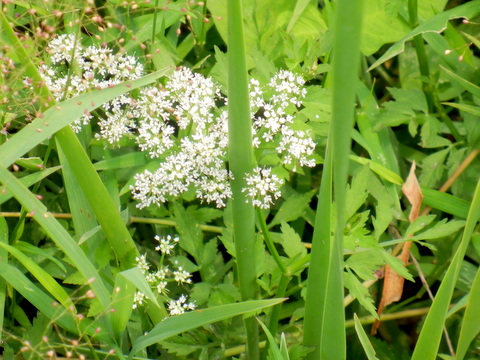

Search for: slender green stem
xmin=267 ymin=274 xmax=291 ymax=336
xmin=227 ymin=0 xmax=258 ymax=358
xmin=257 ymin=208 xmax=287 ymax=274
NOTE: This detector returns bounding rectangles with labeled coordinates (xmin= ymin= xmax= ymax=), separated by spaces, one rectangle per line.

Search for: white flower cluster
xmin=32 ymin=34 xmax=143 ymax=134
xmin=243 ymin=167 xmax=284 ymax=209
xmin=250 ymin=70 xmax=315 ymax=171
xmin=38 ymin=36 xmax=318 ymax=210
xmin=132 ymin=235 xmax=195 ymax=315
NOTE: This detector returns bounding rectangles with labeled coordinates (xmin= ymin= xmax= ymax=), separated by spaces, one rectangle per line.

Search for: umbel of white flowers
xmin=33 ymin=34 xmax=318 ymax=210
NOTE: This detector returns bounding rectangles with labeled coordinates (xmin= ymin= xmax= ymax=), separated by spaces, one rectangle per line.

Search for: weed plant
xmin=0 ymin=0 xmax=480 ymax=359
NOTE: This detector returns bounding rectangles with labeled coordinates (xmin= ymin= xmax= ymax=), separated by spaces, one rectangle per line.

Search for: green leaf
xmin=410 ymin=219 xmax=465 ymax=241
xmin=0 ymin=166 xmax=111 ymax=311
xmin=421 ymin=187 xmax=470 ymax=219
xmin=109 ymin=270 xmax=136 ymax=339
xmin=455 ymin=266 xmax=480 ymax=360
xmin=354 ymin=313 xmax=379 ymax=360
xmin=344 ymin=271 xmax=378 ymax=319
xmin=269 ymin=190 xmax=315 ymax=228
xmin=173 ymin=202 xmax=203 ymax=261
xmin=0 ymin=217 xmax=7 ymax=344
xmin=442 ymin=102 xmax=480 ymax=118
xmin=360 ymin=0 xmax=410 ymax=56
xmin=0 ymin=242 xmax=74 ymax=310
xmin=349 ymin=155 xmax=403 ymax=185
xmin=280 ymin=221 xmax=307 ymax=258
xmin=0 ymin=166 xmax=62 ymax=206
xmin=411 ymin=174 xmax=480 ymax=359
xmin=0 ymin=69 xmax=169 ymax=169
xmin=368 ymin=0 xmax=480 ymax=71
xmin=441 ymin=65 xmax=480 ymax=99
xmin=258 ymin=317 xmax=289 ymax=360
xmin=130 ymin=298 xmax=286 ymax=356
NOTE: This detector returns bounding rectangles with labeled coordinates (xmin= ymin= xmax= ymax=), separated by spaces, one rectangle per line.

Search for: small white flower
xmin=132 ymin=291 xmax=146 ymax=309
xmin=135 ymin=254 xmax=150 ymax=274
xmin=154 ymin=235 xmax=179 ymax=255
xmin=242 ymin=167 xmax=284 ymax=209
xmin=167 ymin=295 xmax=196 ymax=316
xmin=173 ymin=267 xmax=192 ymax=284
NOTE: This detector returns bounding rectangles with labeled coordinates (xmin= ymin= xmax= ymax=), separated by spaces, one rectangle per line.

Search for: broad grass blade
xmin=130 ymin=298 xmax=285 ymax=356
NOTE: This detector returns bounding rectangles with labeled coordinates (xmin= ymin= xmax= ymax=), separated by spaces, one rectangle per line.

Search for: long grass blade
xmin=303 ymin=0 xmax=363 ymax=359
xmin=411 ymin=176 xmax=480 ymax=359
xmin=130 ymin=298 xmax=285 ymax=356
xmin=455 ymin=266 xmax=480 ymax=359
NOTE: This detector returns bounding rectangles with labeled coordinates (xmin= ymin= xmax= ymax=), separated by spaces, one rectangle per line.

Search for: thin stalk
xmin=408 ymin=0 xmax=463 ymax=142
xmin=257 ymin=208 xmax=287 ymax=274
xmin=267 ymin=274 xmax=291 ymax=336
xmin=303 ymin=0 xmax=363 ymax=359
xmin=227 ymin=0 xmax=258 ymax=358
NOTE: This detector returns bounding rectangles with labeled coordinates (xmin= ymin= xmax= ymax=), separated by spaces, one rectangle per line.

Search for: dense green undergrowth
xmin=0 ymin=0 xmax=480 ymax=359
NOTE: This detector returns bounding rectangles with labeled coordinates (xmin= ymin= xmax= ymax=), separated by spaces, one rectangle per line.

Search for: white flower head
xmin=167 ymin=295 xmax=196 ymax=316
xmin=154 ymin=235 xmax=179 ymax=255
xmin=242 ymin=167 xmax=284 ymax=209
xmin=173 ymin=267 xmax=193 ymax=284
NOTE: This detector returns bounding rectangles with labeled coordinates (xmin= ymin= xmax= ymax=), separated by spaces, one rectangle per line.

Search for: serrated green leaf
xmin=280 ymin=221 xmax=307 ymax=258
xmin=269 ymin=190 xmax=315 ymax=228
xmin=344 ymin=271 xmax=378 ymax=319
xmin=404 ymin=215 xmax=437 ymax=237
xmin=410 ymin=219 xmax=465 ymax=241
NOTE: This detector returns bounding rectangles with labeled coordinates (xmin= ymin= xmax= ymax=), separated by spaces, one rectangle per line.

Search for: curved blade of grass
xmin=14 ymin=241 xmax=66 ymax=273
xmin=0 ymin=72 xmax=169 ymax=168
xmin=0 ymin=217 xmax=7 ymax=344
xmin=0 ymin=242 xmax=74 ymax=310
xmin=0 ymin=261 xmax=111 ymax=342
xmin=303 ymin=0 xmax=363 ymax=359
xmin=227 ymin=0 xmax=258 ymax=357
xmin=0 ymin=166 xmax=62 ymax=206
xmin=258 ymin=317 xmax=288 ymax=360
xmin=411 ymin=176 xmax=480 ymax=360
xmin=440 ymin=66 xmax=480 ymax=98
xmin=368 ymin=0 xmax=480 ymax=71
xmin=421 ymin=187 xmax=469 ymax=219
xmin=349 ymin=155 xmax=403 ymax=185
xmin=455 ymin=266 xmax=480 ymax=360
xmin=0 ymin=166 xmax=110 ymax=311
xmin=110 ymin=271 xmax=136 ymax=339
xmin=354 ymin=314 xmax=379 ymax=360
xmin=130 ymin=298 xmax=285 ymax=356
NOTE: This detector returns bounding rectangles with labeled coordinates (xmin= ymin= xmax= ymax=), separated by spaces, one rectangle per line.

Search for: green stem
xmin=227 ymin=0 xmax=258 ymax=358
xmin=267 ymin=274 xmax=291 ymax=336
xmin=257 ymin=208 xmax=287 ymax=274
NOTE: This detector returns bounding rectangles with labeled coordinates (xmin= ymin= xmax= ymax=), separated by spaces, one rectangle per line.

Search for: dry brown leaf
xmin=402 ymin=161 xmax=423 ymax=223
xmin=372 ymin=162 xmax=422 ymax=334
